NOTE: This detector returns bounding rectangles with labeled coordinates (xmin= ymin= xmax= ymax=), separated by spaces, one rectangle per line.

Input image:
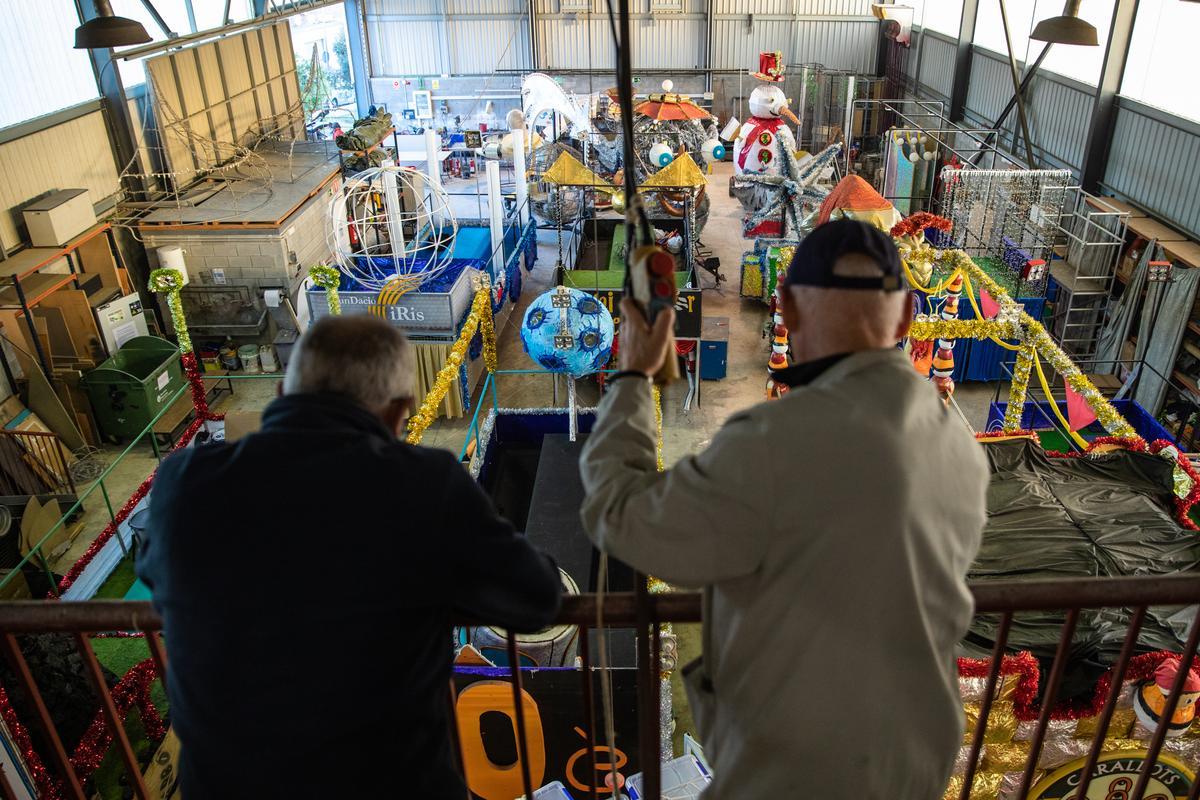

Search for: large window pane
xmin=0 ymin=1 xmax=99 ymax=130
xmin=972 ymin=0 xmax=1037 ymax=61
xmin=109 ymin=0 xmax=197 ymax=88
xmin=1121 ymin=0 xmax=1200 ymax=122
xmin=911 ymin=0 xmax=965 ymax=37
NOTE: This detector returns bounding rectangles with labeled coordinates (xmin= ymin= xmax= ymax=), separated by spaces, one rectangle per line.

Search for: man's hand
xmin=619 ymin=298 xmax=676 ymax=375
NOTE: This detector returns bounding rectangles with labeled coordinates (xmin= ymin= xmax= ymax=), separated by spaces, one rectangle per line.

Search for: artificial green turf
xmin=85 ymin=557 xmax=169 ymax=798
xmin=92 ymin=557 xmax=137 ymax=600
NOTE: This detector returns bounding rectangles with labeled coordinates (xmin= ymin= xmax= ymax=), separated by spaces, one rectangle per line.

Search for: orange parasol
xmin=634 ymin=93 xmax=712 ymax=122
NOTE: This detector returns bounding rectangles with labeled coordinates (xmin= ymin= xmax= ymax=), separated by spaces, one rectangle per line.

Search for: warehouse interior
xmin=0 ymin=0 xmax=1198 ymax=798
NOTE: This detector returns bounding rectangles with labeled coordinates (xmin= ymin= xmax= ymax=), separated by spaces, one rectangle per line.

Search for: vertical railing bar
xmin=1015 ymin=608 xmax=1080 ymax=799
xmin=1073 ymin=605 xmax=1147 ymax=799
xmin=0 ymin=634 xmax=87 ymax=800
xmin=445 ymin=678 xmax=471 ymax=800
xmin=60 ymin=437 xmax=75 ymax=494
xmin=959 ymin=612 xmax=1013 ymax=800
xmin=145 ymin=633 xmax=169 ymax=681
xmin=1131 ymin=603 xmax=1200 ymax=800
xmin=634 ymin=577 xmax=659 ymax=800
xmin=72 ymin=633 xmax=150 ymax=800
xmin=35 ymin=551 xmax=59 ymax=599
xmin=578 ymin=624 xmax=599 ymax=800
xmin=505 ymin=632 xmax=535 ymax=800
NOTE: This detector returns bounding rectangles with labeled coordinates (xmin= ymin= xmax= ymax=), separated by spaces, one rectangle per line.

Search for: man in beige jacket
xmin=580 ymin=219 xmax=990 ymax=798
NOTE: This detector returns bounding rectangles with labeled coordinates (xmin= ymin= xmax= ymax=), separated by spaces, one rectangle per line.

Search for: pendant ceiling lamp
xmin=74 ymin=0 xmax=152 ymax=49
xmin=1030 ymin=0 xmax=1098 ymax=45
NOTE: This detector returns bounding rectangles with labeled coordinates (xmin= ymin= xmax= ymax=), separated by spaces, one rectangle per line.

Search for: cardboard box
xmin=22 ymin=189 xmax=95 ymax=247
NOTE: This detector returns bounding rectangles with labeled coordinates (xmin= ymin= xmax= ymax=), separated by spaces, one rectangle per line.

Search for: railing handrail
xmin=2 ymin=573 xmax=1199 ymax=633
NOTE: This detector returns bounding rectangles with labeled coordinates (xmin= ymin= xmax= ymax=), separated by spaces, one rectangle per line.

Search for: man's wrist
xmin=609 ymin=369 xmax=650 ymax=385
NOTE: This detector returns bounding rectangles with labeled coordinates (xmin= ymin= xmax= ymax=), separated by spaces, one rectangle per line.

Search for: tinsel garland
xmin=0 ymin=684 xmax=60 ymax=798
xmin=148 ymin=268 xmax=191 ymax=355
xmin=308 ymin=264 xmax=343 ymax=315
xmin=890 ymin=212 xmax=953 ymax=240
xmin=900 ymin=245 xmax=1135 ymax=439
xmin=57 ymin=415 xmax=208 ymax=595
xmin=909 ymin=317 xmax=1021 ymax=342
xmin=652 ymin=385 xmax=664 ymax=472
xmin=407 ymin=287 xmax=495 ymax=445
xmin=958 ymin=650 xmax=1200 ymax=722
xmin=70 ymin=659 xmax=164 ymax=777
xmin=1004 ymin=347 xmax=1035 ymax=432
xmin=182 ymin=351 xmax=210 ymax=419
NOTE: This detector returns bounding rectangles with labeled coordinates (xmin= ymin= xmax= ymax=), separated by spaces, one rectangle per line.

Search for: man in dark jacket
xmin=138 ymin=315 xmax=562 ymax=799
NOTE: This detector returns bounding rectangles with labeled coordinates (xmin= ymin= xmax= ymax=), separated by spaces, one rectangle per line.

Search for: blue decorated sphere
xmin=520 ymin=287 xmax=615 ymax=376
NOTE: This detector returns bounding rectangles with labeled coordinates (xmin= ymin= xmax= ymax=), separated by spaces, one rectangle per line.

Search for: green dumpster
xmin=81 ymin=336 xmax=185 ymax=443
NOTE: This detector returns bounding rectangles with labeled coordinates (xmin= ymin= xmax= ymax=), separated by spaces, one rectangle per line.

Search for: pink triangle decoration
xmin=980 ymin=289 xmax=1000 ymax=320
xmin=1066 ymin=383 xmax=1098 ymax=432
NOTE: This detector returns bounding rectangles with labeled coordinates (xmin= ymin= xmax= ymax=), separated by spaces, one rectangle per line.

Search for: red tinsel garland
xmin=55 ymin=411 xmax=219 ymax=596
xmin=0 ymin=351 xmax=227 ymax=794
xmin=181 ymin=352 xmax=210 ymax=419
xmin=959 ymin=650 xmax=1200 ymax=722
xmin=890 ymin=212 xmax=954 ymax=239
xmin=0 ymin=685 xmax=61 ymax=799
xmin=69 ymin=659 xmax=163 ymax=777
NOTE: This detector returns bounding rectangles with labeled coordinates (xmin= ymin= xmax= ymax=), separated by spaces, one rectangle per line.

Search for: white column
xmin=423 ymin=128 xmax=442 ymax=226
xmin=486 ymin=159 xmax=505 ymax=279
xmin=381 ymin=164 xmax=405 ymax=276
xmin=511 ymin=127 xmax=529 ymax=227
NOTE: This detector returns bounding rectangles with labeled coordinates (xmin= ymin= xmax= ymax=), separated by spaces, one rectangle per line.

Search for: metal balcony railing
xmin=0 ymin=574 xmax=1197 ymax=800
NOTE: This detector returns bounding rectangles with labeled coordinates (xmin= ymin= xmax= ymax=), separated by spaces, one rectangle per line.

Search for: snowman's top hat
xmin=751 ymin=51 xmax=786 ymax=83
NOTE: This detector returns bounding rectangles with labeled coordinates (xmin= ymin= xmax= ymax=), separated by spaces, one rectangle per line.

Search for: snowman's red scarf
xmin=736 ymin=117 xmax=786 ymax=170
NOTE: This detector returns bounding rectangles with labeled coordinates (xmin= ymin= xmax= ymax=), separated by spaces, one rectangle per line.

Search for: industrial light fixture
xmin=74 ymin=0 xmax=152 ymax=49
xmin=1030 ymin=0 xmax=1098 ymax=45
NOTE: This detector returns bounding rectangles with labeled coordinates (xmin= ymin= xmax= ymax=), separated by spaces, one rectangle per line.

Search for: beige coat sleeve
xmin=579 ymin=378 xmax=770 ymax=588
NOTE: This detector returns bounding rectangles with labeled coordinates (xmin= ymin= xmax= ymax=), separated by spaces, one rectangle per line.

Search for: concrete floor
xmin=45 ymin=159 xmax=1001 ymax=580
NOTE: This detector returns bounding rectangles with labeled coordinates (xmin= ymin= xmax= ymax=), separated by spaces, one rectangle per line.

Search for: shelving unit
xmin=337 ymin=126 xmax=399 ymax=174
xmin=0 ymin=223 xmax=131 ymax=379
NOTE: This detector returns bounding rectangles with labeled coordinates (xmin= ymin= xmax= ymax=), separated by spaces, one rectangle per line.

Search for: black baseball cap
xmin=785 ymin=218 xmax=904 ymax=291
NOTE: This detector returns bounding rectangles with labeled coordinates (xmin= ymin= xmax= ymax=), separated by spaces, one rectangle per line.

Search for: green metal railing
xmin=0 ymin=373 xmax=285 ymax=595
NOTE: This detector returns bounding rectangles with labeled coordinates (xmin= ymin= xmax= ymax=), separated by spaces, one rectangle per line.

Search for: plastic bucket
xmin=238 ymin=344 xmax=260 ymax=373
xmin=258 ymin=345 xmax=278 ymax=373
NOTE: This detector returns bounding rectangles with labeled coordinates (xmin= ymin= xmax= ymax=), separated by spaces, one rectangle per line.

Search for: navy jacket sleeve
xmin=439 ymin=455 xmax=562 ymax=633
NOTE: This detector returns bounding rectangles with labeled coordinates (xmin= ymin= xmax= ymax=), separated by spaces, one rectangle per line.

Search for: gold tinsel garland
xmin=902 ymin=247 xmax=1136 ymax=439
xmin=909 ymin=318 xmax=1021 ymax=342
xmin=405 ymin=286 xmax=495 ymax=444
xmin=652 ymin=384 xmax=665 ymax=472
xmin=148 ymin=268 xmax=192 ymax=354
xmin=308 ymin=264 xmax=342 ymax=316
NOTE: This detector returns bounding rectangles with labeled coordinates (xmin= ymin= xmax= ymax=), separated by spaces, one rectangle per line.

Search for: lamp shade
xmin=74 ymin=0 xmax=151 ymax=49
xmin=1030 ymin=14 xmax=1098 ymax=44
xmin=1030 ymin=0 xmax=1098 ymax=45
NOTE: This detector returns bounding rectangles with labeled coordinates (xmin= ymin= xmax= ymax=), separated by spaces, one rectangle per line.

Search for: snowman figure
xmin=727 ymin=52 xmax=807 ymax=238
xmin=731 ymin=52 xmax=799 ymax=177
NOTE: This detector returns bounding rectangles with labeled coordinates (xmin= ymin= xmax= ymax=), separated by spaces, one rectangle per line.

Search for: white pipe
xmin=486 ymin=160 xmax=505 ymax=280
xmin=511 ymin=128 xmax=529 ymax=228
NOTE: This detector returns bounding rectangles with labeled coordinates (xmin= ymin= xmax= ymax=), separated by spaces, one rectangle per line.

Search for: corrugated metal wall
xmin=0 ymin=111 xmax=119 ymax=251
xmin=365 ymin=0 xmax=879 ymax=75
xmin=961 ymin=48 xmax=1093 ymax=174
xmin=915 ymin=29 xmax=955 ymax=100
xmin=1105 ymin=99 xmax=1200 ymax=240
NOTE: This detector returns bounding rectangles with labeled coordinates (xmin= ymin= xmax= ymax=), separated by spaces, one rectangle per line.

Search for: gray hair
xmin=283 ymin=315 xmax=415 ymax=409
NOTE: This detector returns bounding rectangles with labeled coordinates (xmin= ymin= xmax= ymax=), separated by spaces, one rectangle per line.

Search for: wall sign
xmin=453 ymin=668 xmax=639 ymax=800
xmin=585 ymin=287 xmax=702 ymax=339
